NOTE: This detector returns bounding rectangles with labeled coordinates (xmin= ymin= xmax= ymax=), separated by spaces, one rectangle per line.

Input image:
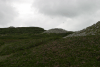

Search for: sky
xmin=0 ymin=0 xmax=100 ymax=32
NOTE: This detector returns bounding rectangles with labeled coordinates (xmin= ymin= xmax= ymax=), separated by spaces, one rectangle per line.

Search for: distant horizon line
xmin=0 ymin=26 xmax=80 ymax=32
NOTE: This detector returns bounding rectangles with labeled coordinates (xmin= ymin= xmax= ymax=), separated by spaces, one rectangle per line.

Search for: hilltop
xmin=63 ymin=21 xmax=100 ymax=38
xmin=0 ymin=26 xmax=46 ymax=35
xmin=41 ymin=28 xmax=74 ymax=34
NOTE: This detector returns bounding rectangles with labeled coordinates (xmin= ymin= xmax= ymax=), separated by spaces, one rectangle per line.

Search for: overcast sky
xmin=0 ymin=0 xmax=100 ymax=31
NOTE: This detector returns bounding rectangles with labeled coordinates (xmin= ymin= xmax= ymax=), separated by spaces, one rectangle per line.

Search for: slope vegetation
xmin=0 ymin=23 xmax=100 ymax=67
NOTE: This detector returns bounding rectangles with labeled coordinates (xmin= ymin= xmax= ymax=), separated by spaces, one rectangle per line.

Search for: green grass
xmin=0 ymin=30 xmax=100 ymax=67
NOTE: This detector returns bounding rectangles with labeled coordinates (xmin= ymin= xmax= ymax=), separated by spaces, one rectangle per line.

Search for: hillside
xmin=0 ymin=22 xmax=100 ymax=67
xmin=63 ymin=21 xmax=100 ymax=38
xmin=0 ymin=30 xmax=100 ymax=67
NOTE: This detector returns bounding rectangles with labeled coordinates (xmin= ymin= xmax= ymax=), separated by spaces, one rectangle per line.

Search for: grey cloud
xmin=1 ymin=0 xmax=33 ymax=3
xmin=32 ymin=0 xmax=100 ymax=18
xmin=0 ymin=0 xmax=19 ymax=26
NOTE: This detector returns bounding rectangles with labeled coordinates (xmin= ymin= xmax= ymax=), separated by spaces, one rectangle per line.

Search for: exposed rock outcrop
xmin=42 ymin=28 xmax=68 ymax=34
xmin=63 ymin=21 xmax=100 ymax=38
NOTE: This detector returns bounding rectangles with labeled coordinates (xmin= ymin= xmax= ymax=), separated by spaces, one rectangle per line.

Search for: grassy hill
xmin=0 ymin=25 xmax=100 ymax=67
xmin=0 ymin=26 xmax=46 ymax=35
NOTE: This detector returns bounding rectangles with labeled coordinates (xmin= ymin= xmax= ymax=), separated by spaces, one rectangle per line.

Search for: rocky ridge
xmin=63 ymin=21 xmax=100 ymax=38
xmin=41 ymin=28 xmax=70 ymax=34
